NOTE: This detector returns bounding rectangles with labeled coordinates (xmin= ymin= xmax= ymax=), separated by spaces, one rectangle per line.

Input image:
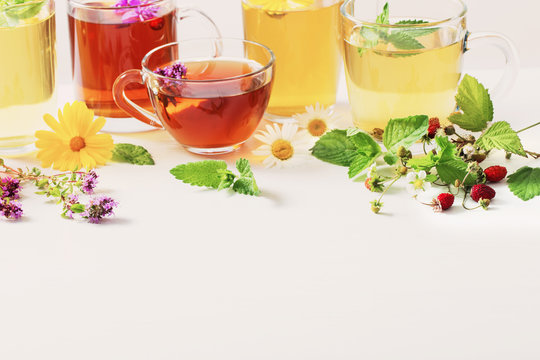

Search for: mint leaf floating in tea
xmin=170 ymin=159 xmax=260 ymax=196
xmin=2 ymin=0 xmax=45 ymax=21
xmin=449 ymin=74 xmax=494 ymax=132
xmin=507 ymin=167 xmax=540 ymax=201
xmin=375 ymin=2 xmax=389 ymax=24
xmin=115 ymin=0 xmax=159 ymax=23
xmin=476 ymin=121 xmax=527 ymax=157
xmin=111 ymin=143 xmax=155 ymax=165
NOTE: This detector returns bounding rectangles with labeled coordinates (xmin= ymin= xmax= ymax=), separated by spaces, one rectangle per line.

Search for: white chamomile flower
xmin=293 ymin=103 xmax=340 ymax=137
xmin=252 ymin=123 xmax=312 ymax=169
xmin=406 ymin=170 xmax=432 ymax=197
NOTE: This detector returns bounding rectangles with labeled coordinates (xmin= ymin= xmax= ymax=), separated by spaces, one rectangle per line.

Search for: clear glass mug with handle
xmin=68 ymin=0 xmax=221 ymax=133
xmin=341 ymin=0 xmax=519 ymax=132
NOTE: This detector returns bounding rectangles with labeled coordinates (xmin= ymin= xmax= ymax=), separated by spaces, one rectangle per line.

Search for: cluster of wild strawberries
xmin=365 ymin=117 xmax=508 ymax=213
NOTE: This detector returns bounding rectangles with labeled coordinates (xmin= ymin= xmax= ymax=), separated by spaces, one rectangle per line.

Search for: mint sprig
xmin=1 ymin=0 xmax=44 ymax=21
xmin=170 ymin=159 xmax=260 ymax=196
xmin=112 ymin=143 xmax=155 ymax=165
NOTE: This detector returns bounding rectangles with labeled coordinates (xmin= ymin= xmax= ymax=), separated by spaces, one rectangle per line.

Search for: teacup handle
xmin=464 ymin=31 xmax=519 ymax=99
xmin=112 ymin=70 xmax=163 ymax=129
xmin=176 ymin=7 xmax=222 ymax=39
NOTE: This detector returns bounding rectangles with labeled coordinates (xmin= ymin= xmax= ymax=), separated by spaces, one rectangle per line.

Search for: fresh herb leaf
xmin=407 ymin=153 xmax=437 ymax=171
xmin=347 ymin=132 xmax=382 ymax=178
xmin=449 ymin=75 xmax=494 ymax=132
xmin=476 ymin=121 xmax=526 ymax=157
xmin=232 ymin=159 xmax=260 ymax=196
xmin=112 ymin=143 xmax=155 ymax=165
xmin=170 ymin=160 xmax=228 ymax=189
xmin=394 ymin=19 xmax=437 ymax=38
xmin=383 ymin=152 xmax=398 ymax=165
xmin=383 ymin=115 xmax=429 ymax=152
xmin=376 ymin=2 xmax=389 ymax=24
xmin=396 ymin=19 xmax=429 ymax=25
xmin=4 ymin=0 xmax=44 ymax=20
xmin=387 ymin=31 xmax=424 ymax=50
xmin=311 ymin=129 xmax=359 ymax=166
xmin=436 ymin=158 xmax=472 ymax=185
xmin=507 ymin=167 xmax=540 ymax=201
xmin=236 ymin=158 xmax=253 ymax=177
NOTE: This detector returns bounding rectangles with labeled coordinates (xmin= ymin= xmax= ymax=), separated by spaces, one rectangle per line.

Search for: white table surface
xmin=1 ymin=68 xmax=540 ymax=359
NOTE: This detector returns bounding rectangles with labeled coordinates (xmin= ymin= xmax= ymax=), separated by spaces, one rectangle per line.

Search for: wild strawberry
xmin=484 ymin=165 xmax=507 ymax=182
xmin=470 ymin=184 xmax=496 ymax=202
xmin=428 ymin=117 xmax=441 ymax=138
xmin=433 ymin=193 xmax=454 ymax=212
xmin=365 ymin=178 xmax=372 ymax=191
xmin=365 ymin=177 xmax=384 ymax=193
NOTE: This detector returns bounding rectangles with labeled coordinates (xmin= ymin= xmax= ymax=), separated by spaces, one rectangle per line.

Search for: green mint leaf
xmin=376 ymin=2 xmax=389 ymax=24
xmin=232 ymin=177 xmax=260 ymax=196
xmin=407 ymin=153 xmax=437 ymax=171
xmin=424 ymin=174 xmax=438 ymax=183
xmin=507 ymin=167 xmax=540 ymax=201
xmin=476 ymin=121 xmax=526 ymax=157
xmin=4 ymin=0 xmax=44 ymax=20
xmin=396 ymin=19 xmax=429 ymax=25
xmin=346 ymin=132 xmax=382 ymax=178
xmin=394 ymin=20 xmax=437 ymax=38
xmin=112 ymin=143 xmax=155 ymax=165
xmin=236 ymin=158 xmax=253 ymax=177
xmin=170 ymin=160 xmax=228 ymax=189
xmin=435 ymin=136 xmax=458 ymax=162
xmin=383 ymin=115 xmax=429 ymax=152
xmin=311 ymin=129 xmax=359 ymax=166
xmin=448 ymin=74 xmax=493 ymax=132
xmin=436 ymin=158 xmax=476 ymax=186
xmin=383 ymin=152 xmax=398 ymax=165
xmin=387 ymin=32 xmax=424 ymax=50
xmin=348 ymin=153 xmax=378 ymax=179
xmin=217 ymin=170 xmax=236 ymax=191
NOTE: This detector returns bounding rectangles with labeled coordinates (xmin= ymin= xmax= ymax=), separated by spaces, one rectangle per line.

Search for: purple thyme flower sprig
xmin=154 ymin=62 xmax=188 ymax=80
xmin=115 ymin=0 xmax=159 ymax=23
xmin=63 ymin=194 xmax=80 ymax=219
xmin=81 ymin=170 xmax=98 ymax=195
xmin=83 ymin=196 xmax=119 ymax=224
xmin=0 ymin=177 xmax=21 ymax=200
xmin=0 ymin=199 xmax=23 ymax=220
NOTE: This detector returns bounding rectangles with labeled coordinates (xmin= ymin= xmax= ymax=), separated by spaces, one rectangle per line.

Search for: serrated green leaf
xmin=387 ymin=32 xmax=424 ymax=50
xmin=436 ymin=158 xmax=475 ymax=186
xmin=236 ymin=158 xmax=253 ymax=177
xmin=383 ymin=115 xmax=429 ymax=152
xmin=70 ymin=204 xmax=86 ymax=214
xmin=507 ymin=167 xmax=540 ymax=201
xmin=348 ymin=131 xmax=381 ymax=155
xmin=217 ymin=170 xmax=235 ymax=191
xmin=170 ymin=160 xmax=227 ymax=189
xmin=311 ymin=130 xmax=359 ymax=166
xmin=112 ymin=143 xmax=155 ymax=165
xmin=476 ymin=121 xmax=526 ymax=157
xmin=424 ymin=174 xmax=438 ymax=183
xmin=232 ymin=177 xmax=260 ymax=196
xmin=383 ymin=152 xmax=398 ymax=165
xmin=376 ymin=2 xmax=389 ymax=24
xmin=359 ymin=26 xmax=380 ymax=49
xmin=393 ymin=20 xmax=438 ymax=38
xmin=448 ymin=74 xmax=493 ymax=132
xmin=4 ymin=0 xmax=44 ymax=20
xmin=435 ymin=136 xmax=458 ymax=162
xmin=407 ymin=153 xmax=437 ymax=171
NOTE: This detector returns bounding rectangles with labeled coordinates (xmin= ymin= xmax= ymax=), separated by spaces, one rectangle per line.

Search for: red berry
xmin=365 ymin=178 xmax=372 ymax=191
xmin=470 ymin=184 xmax=496 ymax=202
xmin=428 ymin=117 xmax=441 ymax=138
xmin=484 ymin=165 xmax=507 ymax=182
xmin=436 ymin=193 xmax=454 ymax=210
xmin=149 ymin=17 xmax=164 ymax=30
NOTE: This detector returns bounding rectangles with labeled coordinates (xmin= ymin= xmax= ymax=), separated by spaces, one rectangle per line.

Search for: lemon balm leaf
xmin=387 ymin=32 xmax=424 ymax=50
xmin=383 ymin=115 xmax=429 ymax=152
xmin=507 ymin=167 xmax=540 ymax=201
xmin=170 ymin=160 xmax=228 ymax=189
xmin=311 ymin=130 xmax=359 ymax=166
xmin=449 ymin=75 xmax=494 ymax=132
xmin=112 ymin=143 xmax=155 ymax=165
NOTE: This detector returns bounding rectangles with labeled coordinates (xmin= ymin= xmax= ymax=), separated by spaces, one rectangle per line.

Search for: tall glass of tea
xmin=68 ymin=0 xmax=221 ymax=133
xmin=0 ymin=0 xmax=56 ymax=155
xmin=243 ymin=0 xmax=343 ymax=122
xmin=341 ymin=0 xmax=519 ymax=132
xmin=113 ymin=38 xmax=275 ymax=155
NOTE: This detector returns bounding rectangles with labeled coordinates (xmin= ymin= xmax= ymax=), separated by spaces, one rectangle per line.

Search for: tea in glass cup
xmin=68 ymin=0 xmax=220 ymax=132
xmin=0 ymin=0 xmax=56 ymax=155
xmin=243 ymin=0 xmax=342 ymax=120
xmin=113 ymin=39 xmax=275 ymax=155
xmin=341 ymin=0 xmax=519 ymax=132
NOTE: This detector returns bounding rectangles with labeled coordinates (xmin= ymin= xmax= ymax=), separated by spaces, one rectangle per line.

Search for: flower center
xmin=413 ymin=179 xmax=424 ymax=190
xmin=69 ymin=136 xmax=86 ymax=152
xmin=271 ymin=139 xmax=294 ymax=161
xmin=307 ymin=119 xmax=327 ymax=137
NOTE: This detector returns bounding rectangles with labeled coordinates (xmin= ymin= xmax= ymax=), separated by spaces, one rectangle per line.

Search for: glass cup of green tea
xmin=112 ymin=38 xmax=275 ymax=155
xmin=341 ymin=0 xmax=519 ymax=132
xmin=68 ymin=0 xmax=221 ymax=133
xmin=0 ymin=0 xmax=56 ymax=155
xmin=242 ymin=0 xmax=343 ymax=121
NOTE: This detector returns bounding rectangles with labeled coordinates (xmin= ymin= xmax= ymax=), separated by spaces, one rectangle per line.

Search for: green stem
xmin=377 ymin=176 xmax=401 ymax=203
xmin=422 ymin=141 xmax=427 ymax=155
xmin=517 ymin=121 xmax=540 ymax=134
xmin=525 ymin=150 xmax=540 ymax=159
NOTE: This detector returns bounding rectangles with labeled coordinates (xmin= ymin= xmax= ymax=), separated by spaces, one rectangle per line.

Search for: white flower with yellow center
xmin=246 ymin=0 xmax=314 ymax=12
xmin=293 ymin=103 xmax=340 ymax=138
xmin=252 ymin=123 xmax=312 ymax=168
xmin=406 ymin=170 xmax=431 ymax=197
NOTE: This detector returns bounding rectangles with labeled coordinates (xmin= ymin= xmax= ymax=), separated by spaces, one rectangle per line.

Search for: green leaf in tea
xmin=476 ymin=121 xmax=526 ymax=157
xmin=112 ymin=143 xmax=155 ymax=165
xmin=449 ymin=74 xmax=494 ymax=132
xmin=394 ymin=19 xmax=438 ymax=38
xmin=383 ymin=115 xmax=429 ymax=153
xmin=507 ymin=167 xmax=540 ymax=201
xmin=3 ymin=0 xmax=44 ymax=21
xmin=387 ymin=32 xmax=424 ymax=50
xmin=311 ymin=129 xmax=359 ymax=166
xmin=375 ymin=2 xmax=389 ymax=25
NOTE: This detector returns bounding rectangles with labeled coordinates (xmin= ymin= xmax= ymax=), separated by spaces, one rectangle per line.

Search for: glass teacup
xmin=341 ymin=0 xmax=519 ymax=132
xmin=113 ymin=38 xmax=275 ymax=155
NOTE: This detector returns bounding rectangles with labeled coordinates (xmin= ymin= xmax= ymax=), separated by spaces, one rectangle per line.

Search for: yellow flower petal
xmin=79 ymin=149 xmax=97 ymax=170
xmin=84 ymin=117 xmax=107 ymax=137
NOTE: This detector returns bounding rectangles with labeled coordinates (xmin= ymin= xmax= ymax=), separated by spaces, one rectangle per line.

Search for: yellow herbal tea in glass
xmin=243 ymin=0 xmax=342 ymax=119
xmin=0 ymin=0 xmax=56 ymax=155
xmin=341 ymin=0 xmax=519 ymax=132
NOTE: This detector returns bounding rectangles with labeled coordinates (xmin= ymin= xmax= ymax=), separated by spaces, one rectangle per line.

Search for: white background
xmin=2 ymin=1 xmax=540 ymax=359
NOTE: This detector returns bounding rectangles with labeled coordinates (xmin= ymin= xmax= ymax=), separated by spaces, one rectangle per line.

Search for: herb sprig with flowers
xmin=311 ymin=75 xmax=540 ymax=213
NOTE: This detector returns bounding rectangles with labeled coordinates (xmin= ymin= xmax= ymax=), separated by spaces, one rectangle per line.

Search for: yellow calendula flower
xmin=35 ymin=101 xmax=114 ymax=171
xmin=247 ymin=0 xmax=315 ymax=12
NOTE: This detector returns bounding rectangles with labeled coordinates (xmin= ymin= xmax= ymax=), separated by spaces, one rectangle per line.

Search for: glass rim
xmin=340 ymin=0 xmax=468 ymax=28
xmin=67 ymin=0 xmax=166 ymax=10
xmin=2 ymin=0 xmax=50 ymax=11
xmin=142 ymin=38 xmax=276 ymax=84
xmin=241 ymin=0 xmax=342 ymax=12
